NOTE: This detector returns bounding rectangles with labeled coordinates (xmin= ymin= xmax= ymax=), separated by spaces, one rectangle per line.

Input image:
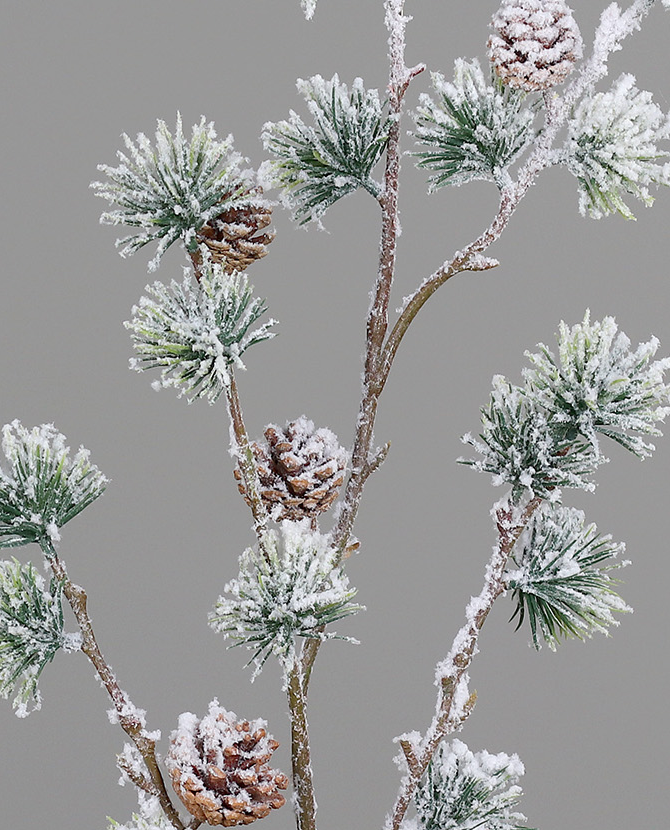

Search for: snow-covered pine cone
xmin=166 ymin=700 xmax=289 ymax=827
xmin=195 ymin=187 xmax=275 ymax=274
xmin=487 ymin=0 xmax=582 ymax=92
xmin=234 ymin=416 xmax=347 ymax=522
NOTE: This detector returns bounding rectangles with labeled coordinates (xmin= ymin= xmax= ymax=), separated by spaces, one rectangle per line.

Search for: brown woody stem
xmin=384 ymin=496 xmax=542 ymax=830
xmin=286 ymin=658 xmax=318 ymax=830
xmin=42 ymin=541 xmax=184 ymax=830
xmin=224 ymin=371 xmax=271 ymax=556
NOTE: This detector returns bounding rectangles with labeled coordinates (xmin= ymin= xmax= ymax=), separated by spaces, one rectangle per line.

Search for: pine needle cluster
xmin=0 ymin=421 xmax=107 ymax=549
xmin=261 ymin=74 xmax=388 ymax=224
xmin=209 ymin=521 xmax=361 ymax=676
xmin=0 ymin=558 xmax=65 ymax=717
xmin=564 ymin=73 xmax=670 ymax=219
xmin=506 ymin=504 xmax=629 ymax=650
xmin=411 ymin=59 xmax=537 ymax=190
xmin=524 ymin=310 xmax=670 ymax=458
xmin=93 ymin=114 xmax=259 ymax=271
xmin=460 ymin=313 xmax=670 ymax=500
xmin=414 ymin=739 xmax=530 ymax=830
xmin=125 ymin=258 xmax=276 ymax=403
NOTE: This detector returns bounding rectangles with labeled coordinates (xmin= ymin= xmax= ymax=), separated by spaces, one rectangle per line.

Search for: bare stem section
xmin=224 ymin=371 xmax=271 ymax=555
xmin=286 ymin=659 xmax=318 ymax=830
xmin=43 ymin=543 xmax=185 ymax=830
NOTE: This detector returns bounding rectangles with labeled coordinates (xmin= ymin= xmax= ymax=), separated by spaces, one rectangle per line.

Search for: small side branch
xmin=224 ymin=371 xmax=271 ymax=556
xmin=43 ymin=542 xmax=184 ymax=830
xmin=383 ymin=496 xmax=542 ymax=830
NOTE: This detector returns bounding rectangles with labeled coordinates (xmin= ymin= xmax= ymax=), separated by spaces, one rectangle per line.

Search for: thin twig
xmin=224 ymin=371 xmax=271 ymax=557
xmin=42 ymin=541 xmax=185 ymax=830
xmin=384 ymin=496 xmax=542 ymax=830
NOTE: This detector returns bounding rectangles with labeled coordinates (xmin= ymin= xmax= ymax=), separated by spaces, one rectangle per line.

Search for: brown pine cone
xmin=488 ymin=0 xmax=582 ymax=92
xmin=166 ymin=700 xmax=288 ymax=827
xmin=234 ymin=416 xmax=347 ymax=523
xmin=195 ymin=187 xmax=275 ymax=274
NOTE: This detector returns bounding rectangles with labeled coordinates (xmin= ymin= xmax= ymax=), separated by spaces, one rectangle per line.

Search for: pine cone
xmin=487 ymin=0 xmax=582 ymax=92
xmin=166 ymin=700 xmax=288 ymax=827
xmin=196 ymin=187 xmax=275 ymax=274
xmin=234 ymin=416 xmax=347 ymax=522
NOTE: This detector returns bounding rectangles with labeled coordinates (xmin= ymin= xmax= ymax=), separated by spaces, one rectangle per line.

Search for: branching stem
xmin=41 ymin=540 xmax=184 ymax=830
xmin=384 ymin=496 xmax=542 ymax=830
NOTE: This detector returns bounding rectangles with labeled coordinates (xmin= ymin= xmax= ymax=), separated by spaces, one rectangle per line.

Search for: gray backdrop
xmin=1 ymin=2 xmax=668 ymax=829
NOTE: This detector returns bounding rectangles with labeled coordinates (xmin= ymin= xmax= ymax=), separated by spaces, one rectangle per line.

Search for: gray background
xmin=1 ymin=1 xmax=668 ymax=828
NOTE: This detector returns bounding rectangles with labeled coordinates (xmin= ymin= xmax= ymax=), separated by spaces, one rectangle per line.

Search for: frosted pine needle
xmin=564 ymin=73 xmax=670 ymax=219
xmin=0 ymin=558 xmax=65 ymax=717
xmin=524 ymin=310 xmax=670 ymax=458
xmin=0 ymin=421 xmax=107 ymax=549
xmin=126 ymin=259 xmax=277 ymax=403
xmin=93 ymin=114 xmax=257 ymax=271
xmin=411 ymin=59 xmax=537 ymax=190
xmin=261 ymin=75 xmax=388 ymax=224
xmin=414 ymin=739 xmax=530 ymax=830
xmin=209 ymin=520 xmax=362 ymax=677
xmin=506 ymin=503 xmax=630 ymax=650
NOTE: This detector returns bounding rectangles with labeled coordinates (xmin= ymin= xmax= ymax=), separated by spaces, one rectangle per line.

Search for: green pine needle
xmin=506 ymin=504 xmax=630 ymax=650
xmin=0 ymin=422 xmax=107 ymax=549
xmin=0 ymin=558 xmax=65 ymax=716
xmin=411 ymin=59 xmax=537 ymax=190
xmin=261 ymin=74 xmax=388 ymax=224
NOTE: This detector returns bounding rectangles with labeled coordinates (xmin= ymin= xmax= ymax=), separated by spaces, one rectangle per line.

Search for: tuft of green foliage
xmin=0 ymin=558 xmax=65 ymax=717
xmin=209 ymin=521 xmax=361 ymax=677
xmin=506 ymin=504 xmax=630 ymax=650
xmin=459 ymin=375 xmax=600 ymax=502
xmin=524 ymin=310 xmax=670 ymax=458
xmin=414 ymin=739 xmax=531 ymax=830
xmin=93 ymin=113 xmax=260 ymax=271
xmin=261 ymin=74 xmax=389 ymax=224
xmin=564 ymin=73 xmax=670 ymax=219
xmin=126 ymin=257 xmax=276 ymax=403
xmin=0 ymin=421 xmax=107 ymax=549
xmin=411 ymin=59 xmax=537 ymax=190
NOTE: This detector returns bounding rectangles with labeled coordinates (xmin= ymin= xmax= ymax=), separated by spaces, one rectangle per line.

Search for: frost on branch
xmin=459 ymin=375 xmax=600 ymax=502
xmin=209 ymin=520 xmax=361 ymax=676
xmin=93 ymin=113 xmax=259 ymax=271
xmin=0 ymin=421 xmax=107 ymax=549
xmin=524 ymin=310 xmax=670 ymax=458
xmin=261 ymin=74 xmax=388 ymax=224
xmin=564 ymin=73 xmax=670 ymax=219
xmin=0 ymin=558 xmax=64 ymax=717
xmin=411 ymin=59 xmax=537 ymax=190
xmin=413 ymin=739 xmax=530 ymax=830
xmin=506 ymin=503 xmax=630 ymax=650
xmin=125 ymin=259 xmax=276 ymax=403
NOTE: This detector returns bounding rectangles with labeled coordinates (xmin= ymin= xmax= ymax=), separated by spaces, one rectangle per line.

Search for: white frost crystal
xmin=565 ymin=73 xmax=670 ymax=218
xmin=209 ymin=520 xmax=361 ymax=676
xmin=126 ymin=259 xmax=276 ymax=403
xmin=414 ymin=739 xmax=529 ymax=830
xmin=301 ymin=0 xmax=317 ymax=19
